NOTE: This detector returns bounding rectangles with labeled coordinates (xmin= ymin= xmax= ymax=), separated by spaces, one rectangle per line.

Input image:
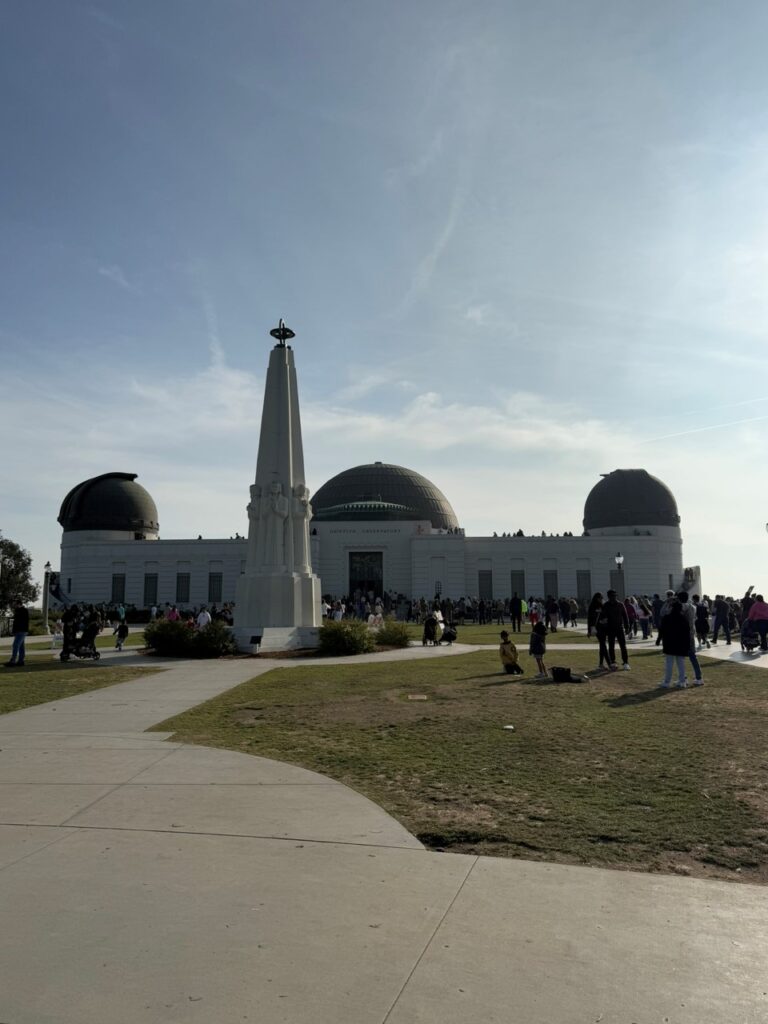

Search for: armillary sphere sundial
xmin=269 ymin=318 xmax=295 ymax=346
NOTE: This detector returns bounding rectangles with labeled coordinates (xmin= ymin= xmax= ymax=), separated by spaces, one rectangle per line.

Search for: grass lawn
xmin=405 ymin=622 xmax=599 ymax=645
xmin=154 ymin=648 xmax=768 ymax=883
xmin=0 ymin=661 xmax=161 ymax=715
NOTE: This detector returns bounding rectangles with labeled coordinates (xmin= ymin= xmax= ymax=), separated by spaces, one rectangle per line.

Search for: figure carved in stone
xmin=292 ymin=483 xmax=313 ymax=572
xmin=246 ymin=484 xmax=262 ymax=525
xmin=262 ymin=481 xmax=289 ymax=566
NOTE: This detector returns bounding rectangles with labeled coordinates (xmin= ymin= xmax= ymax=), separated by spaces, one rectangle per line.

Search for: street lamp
xmin=614 ymin=552 xmax=625 ymax=599
xmin=42 ymin=562 xmax=52 ymax=635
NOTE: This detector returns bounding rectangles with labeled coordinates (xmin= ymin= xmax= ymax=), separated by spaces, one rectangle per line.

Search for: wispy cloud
xmin=98 ymin=264 xmax=139 ymax=292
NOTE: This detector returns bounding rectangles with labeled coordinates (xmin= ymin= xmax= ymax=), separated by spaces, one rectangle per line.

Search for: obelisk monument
xmin=233 ymin=320 xmax=322 ymax=652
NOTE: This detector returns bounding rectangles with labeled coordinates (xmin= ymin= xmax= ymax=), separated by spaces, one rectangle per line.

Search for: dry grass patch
xmin=153 ymin=649 xmax=768 ymax=882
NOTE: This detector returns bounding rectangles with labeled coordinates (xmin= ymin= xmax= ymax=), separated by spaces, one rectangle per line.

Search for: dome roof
xmin=58 ymin=473 xmax=159 ymax=533
xmin=583 ymin=469 xmax=680 ymax=530
xmin=312 ymin=463 xmax=458 ymax=529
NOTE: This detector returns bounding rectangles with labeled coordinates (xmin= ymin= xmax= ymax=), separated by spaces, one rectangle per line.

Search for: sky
xmin=2 ymin=0 xmax=768 ymax=597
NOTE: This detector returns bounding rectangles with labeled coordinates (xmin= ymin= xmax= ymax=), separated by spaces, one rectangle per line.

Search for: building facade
xmin=57 ymin=465 xmax=690 ymax=608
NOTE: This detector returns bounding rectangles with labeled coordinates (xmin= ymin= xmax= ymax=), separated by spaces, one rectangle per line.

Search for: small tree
xmin=0 ymin=535 xmax=40 ymax=612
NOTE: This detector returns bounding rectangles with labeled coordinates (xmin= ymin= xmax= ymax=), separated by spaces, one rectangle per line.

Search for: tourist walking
xmin=711 ymin=595 xmax=731 ymax=645
xmin=692 ymin=595 xmax=710 ymax=650
xmin=587 ymin=592 xmax=603 ymax=638
xmin=658 ymin=601 xmax=692 ymax=689
xmin=3 ymin=601 xmax=29 ymax=668
xmin=600 ymin=590 xmax=630 ymax=670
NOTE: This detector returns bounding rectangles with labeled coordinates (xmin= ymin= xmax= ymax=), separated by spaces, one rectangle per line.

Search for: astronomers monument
xmin=232 ymin=320 xmax=322 ymax=652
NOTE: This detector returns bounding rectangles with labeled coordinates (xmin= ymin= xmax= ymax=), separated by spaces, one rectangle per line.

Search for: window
xmin=176 ymin=573 xmax=190 ymax=604
xmin=143 ymin=574 xmax=158 ymax=607
xmin=67 ymin=578 xmax=72 ymax=594
xmin=576 ymin=570 xmax=592 ymax=606
xmin=510 ymin=570 xmax=525 ymax=598
xmin=543 ymin=570 xmax=559 ymax=597
xmin=208 ymin=572 xmax=223 ymax=604
xmin=111 ymin=574 xmax=126 ymax=603
xmin=478 ymin=569 xmax=493 ymax=601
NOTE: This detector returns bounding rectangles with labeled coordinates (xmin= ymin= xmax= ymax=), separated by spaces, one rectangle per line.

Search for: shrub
xmin=193 ymin=619 xmax=238 ymax=658
xmin=318 ymin=619 xmax=375 ymax=656
xmin=144 ymin=618 xmax=238 ymax=658
xmin=144 ymin=619 xmax=194 ymax=657
xmin=374 ymin=616 xmax=411 ymax=648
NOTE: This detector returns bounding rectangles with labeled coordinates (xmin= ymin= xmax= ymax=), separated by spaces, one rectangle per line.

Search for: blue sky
xmin=2 ymin=0 xmax=768 ymax=596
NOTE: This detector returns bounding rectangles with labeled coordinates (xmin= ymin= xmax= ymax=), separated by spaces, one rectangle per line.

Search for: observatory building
xmin=57 ymin=464 xmax=688 ymax=608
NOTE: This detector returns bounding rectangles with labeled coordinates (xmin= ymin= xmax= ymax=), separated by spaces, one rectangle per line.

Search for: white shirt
xmin=197 ymin=610 xmax=211 ymax=629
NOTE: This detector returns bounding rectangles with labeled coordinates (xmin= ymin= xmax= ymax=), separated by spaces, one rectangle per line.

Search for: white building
xmin=57 ymin=464 xmax=690 ymax=608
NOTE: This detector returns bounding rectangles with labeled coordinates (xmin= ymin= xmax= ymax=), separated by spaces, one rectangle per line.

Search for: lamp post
xmin=42 ymin=562 xmax=51 ymax=635
xmin=615 ymin=552 xmax=625 ymax=600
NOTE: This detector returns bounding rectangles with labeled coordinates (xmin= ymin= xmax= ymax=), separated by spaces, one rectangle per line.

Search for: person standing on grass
xmin=3 ymin=601 xmax=29 ymax=668
xmin=692 ymin=594 xmax=711 ymax=650
xmin=591 ymin=594 xmax=612 ymax=670
xmin=600 ymin=590 xmax=630 ymax=670
xmin=510 ymin=593 xmax=523 ymax=632
xmin=677 ymin=591 xmax=703 ymax=685
xmin=658 ymin=601 xmax=692 ymax=689
xmin=587 ymin=592 xmax=603 ymax=638
xmin=529 ymin=620 xmax=548 ymax=678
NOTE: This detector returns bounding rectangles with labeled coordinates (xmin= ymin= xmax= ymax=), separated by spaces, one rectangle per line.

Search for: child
xmin=529 ymin=621 xmax=548 ymax=678
xmin=114 ymin=621 xmax=129 ymax=651
xmin=499 ymin=630 xmax=523 ymax=674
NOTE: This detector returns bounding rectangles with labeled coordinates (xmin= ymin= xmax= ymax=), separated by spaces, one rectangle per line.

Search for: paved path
xmin=1 ymin=646 xmax=767 ymax=1023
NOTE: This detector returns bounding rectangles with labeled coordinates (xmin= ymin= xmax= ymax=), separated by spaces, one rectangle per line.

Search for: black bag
xmin=551 ymin=666 xmax=573 ymax=682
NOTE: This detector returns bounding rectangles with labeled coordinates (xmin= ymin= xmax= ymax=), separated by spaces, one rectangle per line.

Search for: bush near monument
xmin=143 ymin=619 xmax=237 ymax=658
xmin=375 ymin=617 xmax=411 ymax=648
xmin=318 ymin=619 xmax=375 ymax=655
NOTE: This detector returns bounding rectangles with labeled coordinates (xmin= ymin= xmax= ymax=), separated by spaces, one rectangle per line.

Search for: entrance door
xmin=349 ymin=552 xmax=383 ymax=599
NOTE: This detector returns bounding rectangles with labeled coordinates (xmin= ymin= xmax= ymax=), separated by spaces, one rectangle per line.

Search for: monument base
xmin=232 ymin=625 xmax=320 ymax=654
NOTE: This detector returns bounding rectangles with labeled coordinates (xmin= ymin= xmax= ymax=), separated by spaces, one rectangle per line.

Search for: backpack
xmin=552 ymin=666 xmax=573 ymax=683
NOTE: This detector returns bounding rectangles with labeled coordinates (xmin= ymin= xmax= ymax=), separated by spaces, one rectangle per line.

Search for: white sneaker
xmin=676 ymin=680 xmax=688 ymax=689
xmin=622 ymin=663 xmax=630 ymax=671
xmin=693 ymin=679 xmax=704 ymax=686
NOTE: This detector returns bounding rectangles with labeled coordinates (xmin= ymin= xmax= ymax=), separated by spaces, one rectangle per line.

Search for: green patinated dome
xmin=312 ymin=463 xmax=458 ymax=529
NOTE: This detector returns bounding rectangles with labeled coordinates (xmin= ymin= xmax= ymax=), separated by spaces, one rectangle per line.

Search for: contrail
xmin=639 ymin=414 xmax=768 ymax=444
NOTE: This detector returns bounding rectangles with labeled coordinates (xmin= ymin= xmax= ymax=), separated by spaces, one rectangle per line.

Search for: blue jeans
xmin=688 ymin=643 xmax=702 ymax=681
xmin=663 ymin=655 xmax=687 ymax=686
xmin=10 ymin=632 xmax=27 ymax=664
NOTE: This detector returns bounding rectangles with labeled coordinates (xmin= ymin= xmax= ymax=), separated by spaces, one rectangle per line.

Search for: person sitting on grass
xmin=499 ymin=630 xmax=523 ymax=674
xmin=529 ymin=620 xmax=548 ymax=678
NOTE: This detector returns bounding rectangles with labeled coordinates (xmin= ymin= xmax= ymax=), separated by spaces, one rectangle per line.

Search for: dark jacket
xmin=659 ymin=609 xmax=691 ymax=656
xmin=11 ymin=606 xmax=29 ymax=634
xmin=598 ymin=598 xmax=629 ymax=633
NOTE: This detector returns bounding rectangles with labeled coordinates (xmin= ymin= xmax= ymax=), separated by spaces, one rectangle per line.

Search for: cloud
xmin=384 ymin=131 xmax=444 ymax=187
xmin=98 ymin=264 xmax=139 ymax=292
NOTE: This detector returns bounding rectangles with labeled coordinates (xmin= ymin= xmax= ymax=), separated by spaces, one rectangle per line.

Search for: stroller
xmin=60 ymin=621 xmax=102 ymax=662
xmin=740 ymin=620 xmax=761 ymax=653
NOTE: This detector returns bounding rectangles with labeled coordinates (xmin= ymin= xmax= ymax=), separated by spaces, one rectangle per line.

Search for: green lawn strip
xmin=152 ymin=649 xmax=768 ymax=881
xmin=404 ymin=622 xmax=597 ymax=645
xmin=0 ymin=663 xmax=162 ymax=715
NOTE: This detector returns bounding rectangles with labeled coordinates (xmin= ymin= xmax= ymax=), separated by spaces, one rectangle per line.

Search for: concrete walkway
xmin=1 ymin=646 xmax=767 ymax=1023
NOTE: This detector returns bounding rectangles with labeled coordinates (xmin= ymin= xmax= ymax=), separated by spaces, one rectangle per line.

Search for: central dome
xmin=312 ymin=462 xmax=458 ymax=529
